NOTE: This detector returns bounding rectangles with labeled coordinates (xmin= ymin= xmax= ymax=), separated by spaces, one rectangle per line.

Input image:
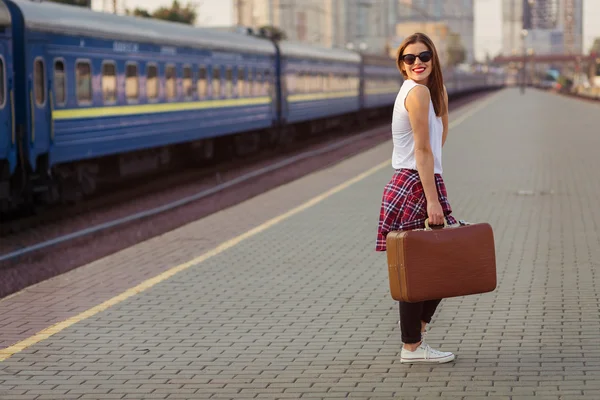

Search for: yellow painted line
xmin=52 ymin=96 xmax=271 ymax=120
xmin=0 ymin=160 xmax=387 ymax=362
xmin=447 ymin=90 xmax=502 ymax=129
xmin=288 ymin=90 xmax=357 ymax=102
xmin=0 ymin=88 xmax=499 ymax=362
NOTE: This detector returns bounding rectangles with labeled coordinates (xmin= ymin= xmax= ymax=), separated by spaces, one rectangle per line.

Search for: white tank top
xmin=391 ymin=79 xmax=444 ymax=174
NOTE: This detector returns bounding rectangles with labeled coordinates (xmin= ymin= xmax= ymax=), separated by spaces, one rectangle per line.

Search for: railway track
xmin=1 ymin=114 xmax=384 ymax=238
xmin=0 ymin=89 xmax=497 ymax=298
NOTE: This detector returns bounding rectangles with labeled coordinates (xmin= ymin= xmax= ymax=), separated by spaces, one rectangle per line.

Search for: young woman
xmin=376 ymin=32 xmax=457 ymax=364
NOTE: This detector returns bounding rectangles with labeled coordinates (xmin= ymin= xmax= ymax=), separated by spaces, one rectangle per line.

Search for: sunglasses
xmin=400 ymin=51 xmax=433 ymax=65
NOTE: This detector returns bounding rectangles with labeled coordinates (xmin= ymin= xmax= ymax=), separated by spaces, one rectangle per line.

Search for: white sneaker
xmin=400 ymin=342 xmax=455 ymax=364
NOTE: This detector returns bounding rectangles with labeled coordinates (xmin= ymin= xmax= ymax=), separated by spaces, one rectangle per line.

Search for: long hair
xmin=396 ymin=32 xmax=446 ymax=117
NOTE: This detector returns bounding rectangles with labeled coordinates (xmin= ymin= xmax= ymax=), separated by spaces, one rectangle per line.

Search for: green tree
xmin=590 ymin=37 xmax=600 ymax=55
xmin=126 ymin=1 xmax=197 ymax=25
xmin=47 ymin=0 xmax=91 ymax=7
xmin=152 ymin=0 xmax=197 ymax=25
xmin=126 ymin=7 xmax=152 ymax=18
xmin=258 ymin=25 xmax=287 ymax=41
xmin=447 ymin=33 xmax=466 ymax=66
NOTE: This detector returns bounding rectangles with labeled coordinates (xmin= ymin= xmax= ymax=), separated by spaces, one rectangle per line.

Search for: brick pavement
xmin=0 ymin=91 xmax=485 ymax=350
xmin=2 ymin=87 xmax=600 ymax=399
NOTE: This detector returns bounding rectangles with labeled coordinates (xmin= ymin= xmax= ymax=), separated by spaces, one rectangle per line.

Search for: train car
xmin=444 ymin=66 xmax=491 ymax=98
xmin=593 ymin=58 xmax=600 ymax=88
xmin=360 ymin=53 xmax=402 ymax=120
xmin=0 ymin=1 xmax=14 ymax=209
xmin=278 ymin=41 xmax=361 ymax=133
xmin=0 ymin=0 xmax=506 ymax=213
xmin=3 ymin=0 xmax=278 ymax=202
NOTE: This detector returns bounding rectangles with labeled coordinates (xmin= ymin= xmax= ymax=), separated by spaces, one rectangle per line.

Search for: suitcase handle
xmin=424 ymin=218 xmax=448 ymax=230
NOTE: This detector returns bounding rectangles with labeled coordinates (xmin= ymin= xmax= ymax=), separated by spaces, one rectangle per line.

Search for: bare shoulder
xmin=405 ymin=85 xmax=430 ymax=110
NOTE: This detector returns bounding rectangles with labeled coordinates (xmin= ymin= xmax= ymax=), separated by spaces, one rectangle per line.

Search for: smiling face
xmin=399 ymin=41 xmax=433 ymax=85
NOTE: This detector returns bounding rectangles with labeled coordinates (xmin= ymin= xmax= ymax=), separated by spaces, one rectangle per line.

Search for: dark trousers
xmin=398 ymin=299 xmax=442 ymax=344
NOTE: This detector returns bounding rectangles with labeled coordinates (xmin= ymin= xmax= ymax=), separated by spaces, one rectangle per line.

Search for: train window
xmin=53 ymin=60 xmax=66 ymax=105
xmin=166 ymin=64 xmax=176 ymax=100
xmin=304 ymin=72 xmax=310 ymax=92
xmin=76 ymin=61 xmax=91 ymax=103
xmin=225 ymin=67 xmax=233 ymax=98
xmin=244 ymin=68 xmax=252 ymax=97
xmin=236 ymin=68 xmax=244 ymax=98
xmin=102 ymin=62 xmax=116 ymax=103
xmin=146 ymin=64 xmax=158 ymax=100
xmin=249 ymin=68 xmax=256 ymax=96
xmin=304 ymin=72 xmax=312 ymax=93
xmin=198 ymin=66 xmax=207 ymax=99
xmin=0 ymin=59 xmax=4 ymax=107
xmin=212 ymin=67 xmax=221 ymax=98
xmin=125 ymin=63 xmax=139 ymax=102
xmin=292 ymin=72 xmax=299 ymax=94
xmin=263 ymin=70 xmax=271 ymax=97
xmin=297 ymin=72 xmax=303 ymax=93
xmin=183 ymin=66 xmax=193 ymax=100
xmin=286 ymin=72 xmax=294 ymax=94
xmin=34 ymin=59 xmax=45 ymax=106
xmin=304 ymin=72 xmax=310 ymax=93
xmin=255 ymin=71 xmax=262 ymax=96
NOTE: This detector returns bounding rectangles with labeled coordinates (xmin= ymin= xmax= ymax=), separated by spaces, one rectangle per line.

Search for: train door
xmin=278 ymin=57 xmax=289 ymax=124
xmin=0 ymin=44 xmax=15 ymax=175
xmin=26 ymin=43 xmax=50 ymax=172
xmin=0 ymin=3 xmax=16 ymax=184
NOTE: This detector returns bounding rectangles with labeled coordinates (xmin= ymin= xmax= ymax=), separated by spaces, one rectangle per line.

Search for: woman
xmin=376 ymin=32 xmax=457 ymax=364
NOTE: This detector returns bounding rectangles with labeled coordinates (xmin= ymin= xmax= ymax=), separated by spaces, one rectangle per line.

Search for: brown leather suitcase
xmin=385 ymin=219 xmax=497 ymax=303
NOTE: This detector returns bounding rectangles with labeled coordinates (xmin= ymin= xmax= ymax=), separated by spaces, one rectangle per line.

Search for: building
xmin=232 ymin=0 xmax=337 ymax=48
xmin=502 ymin=0 xmax=524 ymax=56
xmin=522 ymin=0 xmax=560 ymax=30
xmin=393 ymin=21 xmax=451 ymax=65
xmin=343 ymin=0 xmax=397 ymax=55
xmin=502 ymin=0 xmax=583 ymax=56
xmin=232 ymin=0 xmax=397 ymax=55
xmin=395 ymin=0 xmax=474 ymax=63
xmin=559 ymin=0 xmax=583 ymax=54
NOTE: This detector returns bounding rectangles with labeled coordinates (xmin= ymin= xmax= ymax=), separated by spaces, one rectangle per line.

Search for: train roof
xmin=0 ymin=2 xmax=11 ymax=27
xmin=8 ymin=0 xmax=275 ymax=55
xmin=279 ymin=41 xmax=361 ymax=64
xmin=362 ymin=53 xmax=396 ymax=67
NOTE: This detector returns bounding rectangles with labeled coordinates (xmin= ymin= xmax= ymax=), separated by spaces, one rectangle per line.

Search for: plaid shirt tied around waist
xmin=376 ymin=168 xmax=457 ymax=252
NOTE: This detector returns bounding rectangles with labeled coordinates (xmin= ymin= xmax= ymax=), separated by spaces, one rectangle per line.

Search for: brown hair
xmin=396 ymin=32 xmax=446 ymax=117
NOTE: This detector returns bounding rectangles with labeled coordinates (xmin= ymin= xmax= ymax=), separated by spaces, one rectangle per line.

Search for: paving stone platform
xmin=1 ymin=88 xmax=599 ymax=399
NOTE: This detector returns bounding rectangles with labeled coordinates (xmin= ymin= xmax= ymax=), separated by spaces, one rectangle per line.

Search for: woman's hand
xmin=427 ymin=200 xmax=445 ymax=226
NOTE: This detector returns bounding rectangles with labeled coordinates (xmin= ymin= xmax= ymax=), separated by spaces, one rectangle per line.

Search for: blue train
xmin=0 ymin=0 xmax=504 ymax=211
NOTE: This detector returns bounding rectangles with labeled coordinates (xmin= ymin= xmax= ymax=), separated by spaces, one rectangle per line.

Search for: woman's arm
xmin=406 ymin=86 xmax=443 ymax=225
xmin=442 ymin=84 xmax=449 ymax=147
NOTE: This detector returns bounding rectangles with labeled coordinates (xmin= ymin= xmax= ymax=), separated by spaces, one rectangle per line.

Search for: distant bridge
xmin=493 ymin=53 xmax=599 ymax=64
